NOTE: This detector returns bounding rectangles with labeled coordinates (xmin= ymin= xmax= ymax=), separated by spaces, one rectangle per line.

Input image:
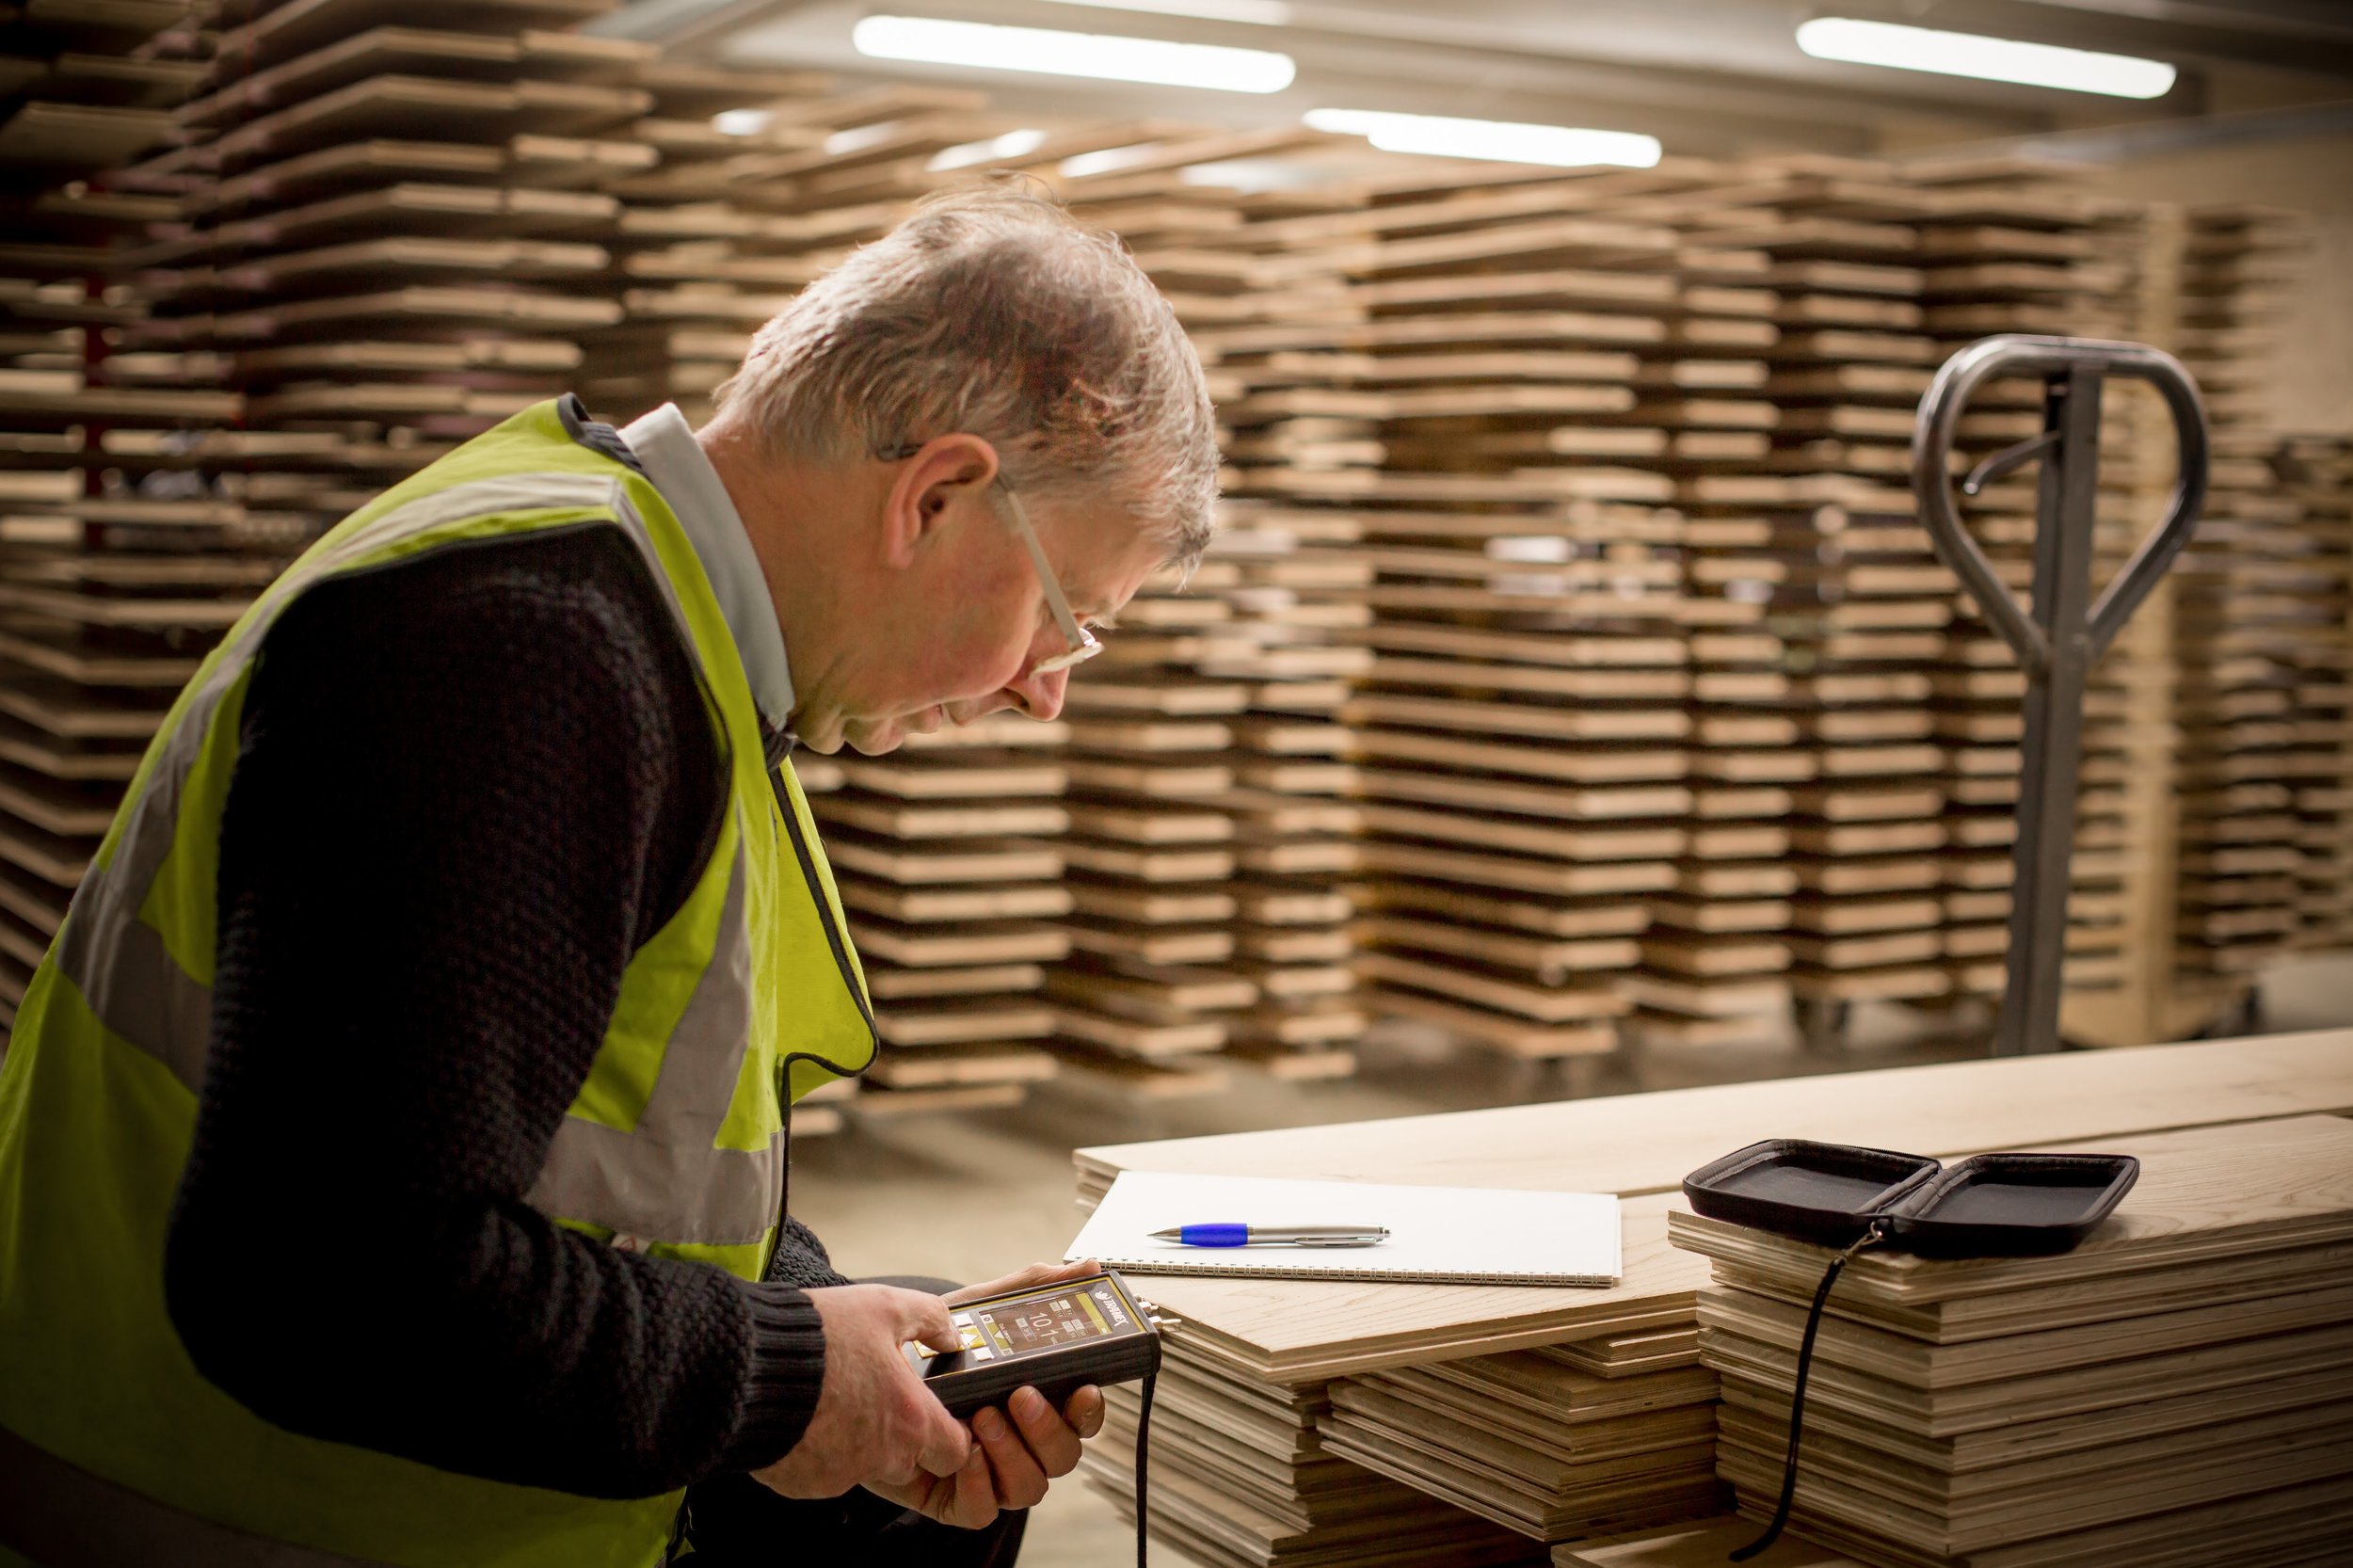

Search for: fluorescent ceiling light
xmin=853 ymin=15 xmax=1296 ymax=92
xmin=929 ymin=128 xmax=1049 ymax=170
xmin=1795 ymin=17 xmax=2176 ymax=99
xmin=1042 ymin=0 xmax=1291 ymax=24
xmin=1304 ymin=109 xmax=1660 ymax=168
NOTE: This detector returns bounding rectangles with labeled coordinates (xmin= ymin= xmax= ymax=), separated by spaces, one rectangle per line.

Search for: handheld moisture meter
xmin=906 ymin=1270 xmax=1163 ymax=1419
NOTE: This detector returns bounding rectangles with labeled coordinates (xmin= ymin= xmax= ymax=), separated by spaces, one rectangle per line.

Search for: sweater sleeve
xmin=164 ymin=526 xmax=826 ymax=1497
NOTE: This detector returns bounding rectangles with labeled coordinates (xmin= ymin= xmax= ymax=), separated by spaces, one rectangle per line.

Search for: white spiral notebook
xmin=1064 ymin=1171 xmax=1623 ymax=1287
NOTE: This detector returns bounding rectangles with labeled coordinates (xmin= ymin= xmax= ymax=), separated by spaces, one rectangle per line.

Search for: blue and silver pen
xmin=1150 ymin=1224 xmax=1389 ymax=1249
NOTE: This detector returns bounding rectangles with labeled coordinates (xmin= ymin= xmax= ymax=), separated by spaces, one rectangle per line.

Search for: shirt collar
xmin=617 ymin=403 xmax=796 ymax=739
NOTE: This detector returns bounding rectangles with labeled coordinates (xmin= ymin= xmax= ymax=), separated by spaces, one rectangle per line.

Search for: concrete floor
xmin=788 ymin=952 xmax=2353 ymax=1568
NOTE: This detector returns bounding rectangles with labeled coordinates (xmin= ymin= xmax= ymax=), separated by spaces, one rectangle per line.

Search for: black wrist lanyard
xmin=1731 ymin=1221 xmax=1888 ymax=1561
xmin=1130 ymin=1372 xmax=1157 ymax=1568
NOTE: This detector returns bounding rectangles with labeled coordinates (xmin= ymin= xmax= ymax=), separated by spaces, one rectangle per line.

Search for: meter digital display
xmin=906 ymin=1270 xmax=1161 ymax=1419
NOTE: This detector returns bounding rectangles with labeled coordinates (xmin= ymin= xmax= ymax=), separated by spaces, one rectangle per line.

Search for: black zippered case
xmin=1684 ymin=1141 xmax=2138 ymax=1256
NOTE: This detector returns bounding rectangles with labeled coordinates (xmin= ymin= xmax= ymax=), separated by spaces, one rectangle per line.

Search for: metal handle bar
xmin=1912 ymin=334 xmax=2210 ymax=679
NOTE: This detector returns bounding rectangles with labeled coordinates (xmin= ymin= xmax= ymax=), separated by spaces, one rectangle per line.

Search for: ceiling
xmin=599 ymin=0 xmax=2353 ymax=159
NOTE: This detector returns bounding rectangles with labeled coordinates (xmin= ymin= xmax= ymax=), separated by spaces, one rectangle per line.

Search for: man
xmin=0 ymin=184 xmax=1218 ymax=1567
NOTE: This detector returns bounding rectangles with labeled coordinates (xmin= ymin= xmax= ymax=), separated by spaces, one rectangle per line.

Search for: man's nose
xmin=1007 ymin=663 xmax=1069 ymax=722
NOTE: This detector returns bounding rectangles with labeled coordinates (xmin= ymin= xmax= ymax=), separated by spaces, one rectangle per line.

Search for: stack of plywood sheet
xmin=1046 ymin=548 xmax=1256 ymax=1097
xmin=2163 ymin=208 xmax=2314 ymax=1000
xmin=2272 ymin=434 xmax=2353 ymax=949
xmin=0 ymin=0 xmax=246 ymax=1030
xmin=1043 ymin=136 xmax=1382 ymax=1092
xmin=1319 ymin=1333 xmax=1725 ymax=1544
xmin=1072 ymin=1032 xmax=2353 ymax=1568
xmin=125 ymin=0 xmax=654 ymax=491
xmin=1433 ymin=158 xmax=1803 ymax=1049
xmin=1183 ymin=504 xmax=1372 ymax=1079
xmin=1644 ymin=163 xmax=1900 ymax=1046
xmin=811 ymin=715 xmax=1069 ymax=1116
xmin=1627 ymin=181 xmax=1803 ymax=1048
xmin=1153 ymin=175 xmax=1401 ymax=1080
xmin=1903 ymin=162 xmax=2144 ymax=1007
xmin=578 ymin=81 xmax=990 ymax=425
xmin=1249 ymin=173 xmax=1697 ymax=1062
xmin=1163 ymin=184 xmax=1382 ymax=1080
xmin=1090 ymin=1344 xmax=1552 ymax=1568
xmin=1728 ymin=161 xmax=1970 ymax=1024
xmin=1080 ymin=1229 xmax=1699 ymax=1568
xmin=1671 ymin=1113 xmax=2353 ymax=1568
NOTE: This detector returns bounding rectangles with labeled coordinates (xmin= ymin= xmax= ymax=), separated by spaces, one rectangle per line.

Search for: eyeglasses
xmin=879 ymin=444 xmax=1103 ymax=678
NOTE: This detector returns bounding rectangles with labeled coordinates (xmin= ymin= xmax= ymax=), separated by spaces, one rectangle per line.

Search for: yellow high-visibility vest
xmin=0 ymin=400 xmax=875 ymax=1568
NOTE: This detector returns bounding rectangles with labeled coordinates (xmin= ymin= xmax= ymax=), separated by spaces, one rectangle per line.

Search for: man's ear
xmin=880 ymin=434 xmax=1000 ymax=568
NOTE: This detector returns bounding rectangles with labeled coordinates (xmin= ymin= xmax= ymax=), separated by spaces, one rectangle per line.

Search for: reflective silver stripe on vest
xmin=51 ymin=472 xmax=631 ymax=1093
xmin=525 ymin=839 xmax=777 ymax=1247
xmin=0 ymin=1420 xmax=398 ymax=1568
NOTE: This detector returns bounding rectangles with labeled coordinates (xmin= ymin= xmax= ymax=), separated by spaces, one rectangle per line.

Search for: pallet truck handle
xmin=1912 ymin=333 xmax=2210 ymax=678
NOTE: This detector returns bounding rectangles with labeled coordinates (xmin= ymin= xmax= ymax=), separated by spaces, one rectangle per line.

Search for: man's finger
xmin=973 ymin=1404 xmax=1050 ymax=1511
xmin=1062 ymin=1384 xmax=1107 ymax=1441
xmin=915 ymin=1397 xmax=974 ymax=1479
xmin=945 ymin=1257 xmax=1105 ymax=1306
xmin=1007 ymin=1385 xmax=1084 ymax=1480
xmin=951 ymin=1448 xmax=999 ymax=1529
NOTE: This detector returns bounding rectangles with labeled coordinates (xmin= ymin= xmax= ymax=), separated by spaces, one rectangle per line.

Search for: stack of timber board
xmin=2272 ymin=433 xmax=2353 ymax=946
xmin=1605 ymin=167 xmax=1804 ymax=1049
xmin=1393 ymin=163 xmax=1803 ymax=1053
xmin=1659 ymin=156 xmax=2135 ymax=1029
xmin=1091 ymin=164 xmax=1385 ymax=1085
xmin=1225 ymin=168 xmax=1705 ymax=1061
xmin=576 ymin=79 xmax=989 ymax=425
xmin=1166 ymin=503 xmax=1372 ymax=1080
xmin=1603 ymin=157 xmax=1895 ymax=1046
xmin=1480 ymin=155 xmax=1979 ymax=1037
xmin=2163 ymin=207 xmax=2315 ymax=999
xmin=1436 ymin=155 xmax=1897 ymax=1047
xmin=1712 ymin=160 xmax=1987 ymax=1020
xmin=1903 ymin=160 xmax=2146 ymax=1005
xmin=1070 ymin=1031 xmax=2353 ymax=1568
xmin=1670 ymin=1113 xmax=2353 ymax=1568
xmin=122 ymin=0 xmax=654 ymax=499
xmin=1046 ymin=136 xmax=1379 ymax=1092
xmin=0 ymin=0 xmax=245 ymax=1032
xmin=2048 ymin=202 xmax=2191 ymax=1051
xmin=1318 ymin=1328 xmax=1726 ymax=1544
xmin=810 ymin=714 xmax=1071 ymax=1117
xmin=1090 ymin=1349 xmax=1553 ymax=1568
xmin=1160 ymin=181 xmax=1383 ymax=1080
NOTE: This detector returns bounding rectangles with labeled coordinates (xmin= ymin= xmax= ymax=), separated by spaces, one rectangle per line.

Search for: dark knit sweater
xmin=162 ymin=521 xmax=853 ymax=1501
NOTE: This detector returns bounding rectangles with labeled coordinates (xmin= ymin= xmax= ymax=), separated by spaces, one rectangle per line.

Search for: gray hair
xmin=712 ymin=181 xmax=1219 ymax=570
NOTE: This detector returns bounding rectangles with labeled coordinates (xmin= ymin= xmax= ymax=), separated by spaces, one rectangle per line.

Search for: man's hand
xmin=750 ymin=1284 xmax=970 ymax=1500
xmin=862 ymin=1260 xmax=1111 ymax=1528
